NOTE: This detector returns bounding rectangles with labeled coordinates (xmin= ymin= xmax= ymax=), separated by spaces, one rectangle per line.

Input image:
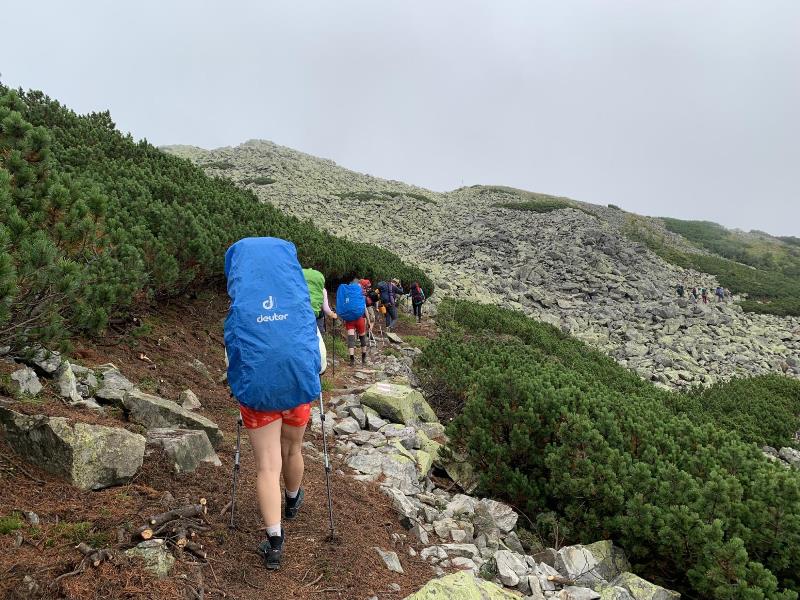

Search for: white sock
xmin=285 ymin=488 xmax=299 ymax=499
xmin=266 ymin=523 xmax=281 ymax=537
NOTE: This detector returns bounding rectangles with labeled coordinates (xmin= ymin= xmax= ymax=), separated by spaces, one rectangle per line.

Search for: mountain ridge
xmin=163 ymin=139 xmax=800 ymax=388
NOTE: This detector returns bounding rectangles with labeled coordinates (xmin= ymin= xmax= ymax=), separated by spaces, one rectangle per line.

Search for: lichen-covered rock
xmin=146 ymin=428 xmax=221 ymax=473
xmin=123 ymin=389 xmax=222 ymax=447
xmin=125 ymin=539 xmax=175 ymax=578
xmin=610 ymin=573 xmax=680 ymax=600
xmin=555 ymin=541 xmax=630 ymax=588
xmin=9 ymin=366 xmax=42 ymax=396
xmin=403 ymin=570 xmax=518 ymax=599
xmin=56 ymin=361 xmax=82 ymax=404
xmin=361 ymin=382 xmax=438 ymax=425
xmin=0 ymin=407 xmax=145 ymax=490
xmin=178 ymin=389 xmax=201 ymax=411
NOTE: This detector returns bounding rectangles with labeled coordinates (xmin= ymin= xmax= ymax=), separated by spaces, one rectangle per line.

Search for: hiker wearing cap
xmin=303 ymin=268 xmax=337 ymax=332
xmin=336 ymin=275 xmax=369 ymax=366
xmin=225 ymin=238 xmax=326 ymax=570
xmin=409 ymin=281 xmax=426 ymax=323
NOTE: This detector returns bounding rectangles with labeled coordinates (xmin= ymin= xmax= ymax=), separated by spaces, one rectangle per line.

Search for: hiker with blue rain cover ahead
xmin=224 ymin=237 xmax=326 ymax=570
xmin=336 ymin=274 xmax=368 ymax=367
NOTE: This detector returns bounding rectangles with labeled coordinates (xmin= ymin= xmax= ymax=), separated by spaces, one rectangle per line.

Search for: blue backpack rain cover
xmin=336 ymin=282 xmax=366 ymax=322
xmin=224 ymin=237 xmax=321 ymax=412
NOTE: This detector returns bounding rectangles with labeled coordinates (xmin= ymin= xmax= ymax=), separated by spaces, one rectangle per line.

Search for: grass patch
xmin=51 ymin=521 xmax=108 ymax=546
xmin=325 ymin=332 xmax=349 ymax=361
xmin=321 ymin=379 xmax=334 ymax=393
xmin=402 ymin=334 xmax=431 ymax=351
xmin=383 ymin=347 xmax=401 ymax=358
xmin=493 ymin=196 xmax=596 ymax=217
xmin=202 ymin=160 xmax=235 ymax=170
xmin=241 ymin=175 xmax=276 ymax=185
xmin=334 ymin=190 xmax=435 ymax=204
xmin=0 ymin=513 xmax=24 ymax=534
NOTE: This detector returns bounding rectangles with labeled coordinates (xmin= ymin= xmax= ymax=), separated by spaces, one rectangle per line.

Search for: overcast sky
xmin=2 ymin=1 xmax=798 ymax=235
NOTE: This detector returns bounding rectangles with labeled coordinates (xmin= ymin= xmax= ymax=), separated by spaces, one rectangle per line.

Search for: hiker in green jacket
xmin=303 ymin=268 xmax=337 ymax=332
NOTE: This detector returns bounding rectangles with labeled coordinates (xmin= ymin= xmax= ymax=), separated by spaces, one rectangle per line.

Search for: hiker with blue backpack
xmin=336 ymin=275 xmax=369 ymax=367
xmin=224 ymin=237 xmax=329 ymax=570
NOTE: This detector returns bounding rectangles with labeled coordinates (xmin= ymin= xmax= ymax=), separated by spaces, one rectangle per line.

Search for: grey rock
xmin=146 ymin=428 xmax=221 ymax=473
xmin=0 ymin=407 xmax=145 ymax=490
xmin=347 ymin=405 xmax=367 ymax=429
xmin=375 ymin=547 xmax=404 ymax=573
xmin=779 ymin=447 xmax=800 ymax=468
xmin=179 ymin=389 xmax=202 ymax=411
xmin=382 ymin=486 xmax=420 ymax=528
xmin=29 ymin=348 xmax=62 ymax=375
xmin=560 ymin=587 xmax=601 ymax=600
xmin=125 ymin=539 xmax=175 ymax=578
xmin=475 ymin=498 xmax=518 ymax=534
xmin=334 ymin=417 xmax=361 ymax=435
xmin=123 ymin=389 xmax=223 ymax=448
xmin=439 ymin=543 xmax=480 ymax=558
xmin=56 ymin=362 xmax=82 ymax=403
xmin=10 ymin=366 xmax=42 ymax=396
xmin=188 ymin=358 xmax=215 ymax=382
xmin=494 ymin=549 xmax=527 ymax=587
xmin=95 ymin=367 xmax=134 ymax=405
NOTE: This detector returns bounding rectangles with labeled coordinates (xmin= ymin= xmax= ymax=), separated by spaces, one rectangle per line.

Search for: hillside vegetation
xmin=624 ymin=216 xmax=800 ymax=316
xmin=418 ymin=300 xmax=800 ymax=599
xmin=0 ymin=85 xmax=432 ymax=352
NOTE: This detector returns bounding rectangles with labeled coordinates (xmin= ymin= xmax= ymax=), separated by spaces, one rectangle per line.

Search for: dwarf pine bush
xmin=0 ymin=86 xmax=432 ymax=351
xmin=418 ymin=301 xmax=800 ymax=599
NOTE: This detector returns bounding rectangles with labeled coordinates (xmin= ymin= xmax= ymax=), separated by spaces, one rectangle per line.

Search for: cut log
xmin=147 ymin=503 xmax=206 ymax=527
xmin=135 ymin=525 xmax=154 ymax=540
xmin=174 ymin=528 xmax=188 ymax=548
xmin=185 ymin=541 xmax=207 ymax=560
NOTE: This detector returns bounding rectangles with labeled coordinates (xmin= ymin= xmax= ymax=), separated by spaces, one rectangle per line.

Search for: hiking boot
xmin=361 ymin=353 xmax=367 ymax=366
xmin=349 ymin=355 xmax=355 ymax=367
xmin=284 ymin=488 xmax=304 ymax=519
xmin=258 ymin=530 xmax=284 ymax=570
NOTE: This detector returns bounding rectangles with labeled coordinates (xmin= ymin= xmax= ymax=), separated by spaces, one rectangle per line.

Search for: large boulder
xmin=146 ymin=428 xmax=221 ymax=473
xmin=475 ymin=499 xmax=518 ymax=534
xmin=403 ymin=571 xmax=519 ymax=599
xmin=361 ymin=382 xmax=438 ymax=425
xmin=0 ymin=407 xmax=145 ymax=490
xmin=610 ymin=573 xmax=680 ymax=600
xmin=123 ymin=390 xmax=223 ymax=448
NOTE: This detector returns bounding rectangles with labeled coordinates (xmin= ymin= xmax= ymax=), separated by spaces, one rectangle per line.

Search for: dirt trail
xmin=0 ymin=290 xmax=440 ymax=599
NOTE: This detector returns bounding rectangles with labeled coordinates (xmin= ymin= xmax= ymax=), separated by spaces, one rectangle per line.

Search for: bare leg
xmin=281 ymin=422 xmax=307 ymax=493
xmin=246 ymin=419 xmax=283 ymax=528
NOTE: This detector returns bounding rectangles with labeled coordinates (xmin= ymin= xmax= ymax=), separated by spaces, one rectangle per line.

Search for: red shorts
xmin=239 ymin=403 xmax=311 ymax=430
xmin=343 ymin=317 xmax=367 ymax=336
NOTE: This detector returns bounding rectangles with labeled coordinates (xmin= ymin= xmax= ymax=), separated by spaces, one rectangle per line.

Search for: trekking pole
xmin=331 ymin=317 xmax=335 ymax=380
xmin=229 ymin=413 xmax=243 ymax=529
xmin=317 ymin=389 xmax=336 ymax=540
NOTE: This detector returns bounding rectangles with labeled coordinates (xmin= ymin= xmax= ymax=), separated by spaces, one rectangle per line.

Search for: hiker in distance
xmin=409 ymin=281 xmax=426 ymax=323
xmin=337 ymin=274 xmax=369 ymax=366
xmin=378 ymin=278 xmax=404 ymax=331
xmin=224 ymin=237 xmax=326 ymax=570
xmin=303 ymin=267 xmax=337 ymax=332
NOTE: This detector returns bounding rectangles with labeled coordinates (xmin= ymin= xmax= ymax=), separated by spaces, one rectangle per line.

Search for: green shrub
xmin=241 ymin=175 xmax=276 ymax=185
xmin=493 ymin=198 xmax=595 ymax=217
xmin=417 ymin=300 xmax=800 ymax=599
xmin=202 ymin=160 xmax=234 ymax=170
xmin=334 ymin=190 xmax=434 ymax=204
xmin=0 ymin=86 xmax=432 ymax=351
xmin=0 ymin=513 xmax=23 ymax=534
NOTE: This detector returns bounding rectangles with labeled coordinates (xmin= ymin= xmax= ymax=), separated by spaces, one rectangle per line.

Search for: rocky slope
xmin=163 ymin=140 xmax=800 ymax=387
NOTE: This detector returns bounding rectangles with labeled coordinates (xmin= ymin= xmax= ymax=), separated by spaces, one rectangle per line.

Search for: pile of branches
xmin=52 ymin=499 xmax=211 ymax=592
xmin=134 ymin=498 xmax=210 ymax=560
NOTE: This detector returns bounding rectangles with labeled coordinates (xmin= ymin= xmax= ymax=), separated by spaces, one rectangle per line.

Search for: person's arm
xmin=322 ymin=288 xmax=337 ymax=319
